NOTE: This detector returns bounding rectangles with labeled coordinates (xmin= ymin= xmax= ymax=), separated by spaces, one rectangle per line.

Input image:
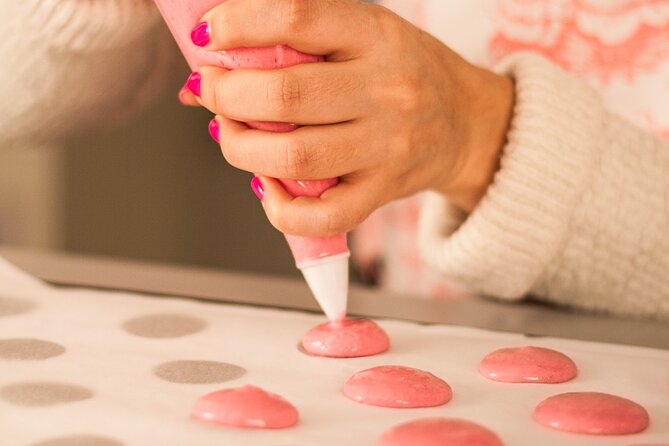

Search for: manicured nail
xmin=191 ymin=22 xmax=210 ymax=47
xmin=186 ymin=72 xmax=201 ymax=97
xmin=208 ymin=118 xmax=220 ymax=143
xmin=250 ymin=177 xmax=265 ymax=201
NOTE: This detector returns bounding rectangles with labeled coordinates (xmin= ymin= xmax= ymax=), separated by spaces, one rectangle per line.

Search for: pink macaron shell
xmin=533 ymin=392 xmax=649 ymax=435
xmin=479 ymin=346 xmax=578 ymax=383
xmin=343 ymin=365 xmax=452 ymax=408
xmin=378 ymin=417 xmax=504 ymax=446
xmin=301 ymin=318 xmax=390 ymax=358
xmin=191 ymin=385 xmax=298 ymax=429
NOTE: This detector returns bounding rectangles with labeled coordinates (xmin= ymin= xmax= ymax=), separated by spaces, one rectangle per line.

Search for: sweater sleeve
xmin=0 ymin=0 xmax=178 ymax=148
xmin=417 ymin=53 xmax=669 ymax=318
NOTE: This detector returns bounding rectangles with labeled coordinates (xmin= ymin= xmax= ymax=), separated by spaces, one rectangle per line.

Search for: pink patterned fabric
xmin=490 ymin=0 xmax=669 ymax=83
xmin=354 ymin=0 xmax=669 ymax=298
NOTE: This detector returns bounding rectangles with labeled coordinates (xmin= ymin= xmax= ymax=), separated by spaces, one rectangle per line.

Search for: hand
xmin=184 ymin=0 xmax=514 ymax=237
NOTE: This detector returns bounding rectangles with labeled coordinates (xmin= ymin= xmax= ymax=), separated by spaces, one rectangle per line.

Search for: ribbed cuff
xmin=418 ymin=53 xmax=602 ymax=299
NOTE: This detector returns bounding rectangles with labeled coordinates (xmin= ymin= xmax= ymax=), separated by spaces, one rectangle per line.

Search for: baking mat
xmin=1 ymin=263 xmax=668 ymax=445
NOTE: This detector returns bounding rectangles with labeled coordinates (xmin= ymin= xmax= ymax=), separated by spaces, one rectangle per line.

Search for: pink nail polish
xmin=208 ymin=118 xmax=220 ymax=143
xmin=250 ymin=177 xmax=265 ymax=201
xmin=191 ymin=22 xmax=210 ymax=47
xmin=186 ymin=72 xmax=201 ymax=97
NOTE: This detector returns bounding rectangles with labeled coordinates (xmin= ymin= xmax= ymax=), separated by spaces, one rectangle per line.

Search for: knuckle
xmin=393 ymin=73 xmax=422 ymax=113
xmin=280 ymin=138 xmax=311 ymax=177
xmin=375 ymin=6 xmax=405 ymax=43
xmin=370 ymin=66 xmax=422 ymax=115
xmin=370 ymin=15 xmax=423 ymax=114
xmin=388 ymin=131 xmax=415 ymax=166
xmin=278 ymin=0 xmax=314 ymax=35
xmin=266 ymin=72 xmax=303 ymax=117
xmin=390 ymin=126 xmax=412 ymax=151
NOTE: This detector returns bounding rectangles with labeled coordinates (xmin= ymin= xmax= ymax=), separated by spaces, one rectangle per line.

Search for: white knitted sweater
xmin=0 ymin=0 xmax=176 ymax=148
xmin=419 ymin=54 xmax=669 ymax=319
xmin=1 ymin=1 xmax=668 ymax=318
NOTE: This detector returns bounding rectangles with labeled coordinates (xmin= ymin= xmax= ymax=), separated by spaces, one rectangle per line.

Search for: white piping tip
xmin=300 ymin=255 xmax=349 ymax=321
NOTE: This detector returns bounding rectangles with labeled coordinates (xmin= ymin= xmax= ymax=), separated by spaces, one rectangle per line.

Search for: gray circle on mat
xmin=153 ymin=360 xmax=246 ymax=384
xmin=121 ymin=313 xmax=206 ymax=338
xmin=32 ymin=435 xmax=124 ymax=446
xmin=0 ymin=338 xmax=65 ymax=360
xmin=0 ymin=296 xmax=38 ymax=317
xmin=0 ymin=381 xmax=93 ymax=407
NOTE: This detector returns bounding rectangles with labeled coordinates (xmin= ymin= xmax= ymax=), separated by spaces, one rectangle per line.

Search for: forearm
xmin=431 ymin=59 xmax=515 ymax=213
xmin=418 ymin=53 xmax=669 ymax=318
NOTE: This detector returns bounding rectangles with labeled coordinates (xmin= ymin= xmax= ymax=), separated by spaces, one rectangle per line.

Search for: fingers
xmin=178 ymin=85 xmax=200 ymax=107
xmin=257 ymin=175 xmax=385 ymax=237
xmin=198 ymin=62 xmax=367 ymax=124
xmin=199 ymin=0 xmax=379 ymax=57
xmin=214 ymin=116 xmax=375 ymax=179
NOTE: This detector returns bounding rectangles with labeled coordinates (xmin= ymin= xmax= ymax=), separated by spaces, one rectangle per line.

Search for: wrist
xmin=435 ymin=62 xmax=515 ymax=212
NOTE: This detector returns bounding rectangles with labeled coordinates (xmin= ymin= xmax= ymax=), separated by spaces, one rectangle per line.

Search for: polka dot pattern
xmin=0 ymin=381 xmax=94 ymax=407
xmin=0 ymin=296 xmax=38 ymax=317
xmin=121 ymin=313 xmax=206 ymax=338
xmin=1 ymin=268 xmax=666 ymax=444
xmin=31 ymin=435 xmax=124 ymax=446
xmin=153 ymin=360 xmax=246 ymax=384
xmin=0 ymin=338 xmax=65 ymax=360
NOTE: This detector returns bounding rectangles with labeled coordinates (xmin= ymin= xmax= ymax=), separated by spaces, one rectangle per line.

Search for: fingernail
xmin=191 ymin=22 xmax=210 ymax=47
xmin=208 ymin=118 xmax=220 ymax=143
xmin=250 ymin=177 xmax=265 ymax=201
xmin=186 ymin=72 xmax=201 ymax=97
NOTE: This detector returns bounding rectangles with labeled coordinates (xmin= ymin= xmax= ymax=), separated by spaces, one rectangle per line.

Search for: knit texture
xmin=0 ymin=0 xmax=178 ymax=148
xmin=418 ymin=53 xmax=669 ymax=318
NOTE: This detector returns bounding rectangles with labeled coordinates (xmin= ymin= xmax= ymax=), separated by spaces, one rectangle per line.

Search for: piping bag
xmin=153 ymin=0 xmax=349 ymax=321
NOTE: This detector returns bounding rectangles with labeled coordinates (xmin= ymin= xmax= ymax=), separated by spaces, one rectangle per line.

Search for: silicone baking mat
xmin=1 ymin=260 xmax=668 ymax=445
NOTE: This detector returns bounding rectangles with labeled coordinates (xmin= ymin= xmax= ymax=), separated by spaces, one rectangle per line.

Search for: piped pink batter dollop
xmin=301 ymin=318 xmax=389 ymax=358
xmin=533 ymin=392 xmax=649 ymax=435
xmin=479 ymin=346 xmax=577 ymax=383
xmin=343 ymin=365 xmax=452 ymax=408
xmin=191 ymin=385 xmax=298 ymax=429
xmin=378 ymin=417 xmax=503 ymax=446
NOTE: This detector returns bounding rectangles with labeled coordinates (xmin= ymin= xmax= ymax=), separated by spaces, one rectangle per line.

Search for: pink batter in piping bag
xmin=153 ymin=0 xmax=349 ymax=321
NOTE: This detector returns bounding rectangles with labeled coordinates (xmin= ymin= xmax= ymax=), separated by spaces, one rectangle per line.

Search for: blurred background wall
xmin=0 ymin=68 xmax=300 ymax=278
xmin=0 ymin=147 xmax=64 ymax=251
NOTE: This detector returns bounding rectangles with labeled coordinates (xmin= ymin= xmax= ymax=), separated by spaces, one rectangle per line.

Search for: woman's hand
xmin=183 ymin=0 xmax=514 ymax=237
